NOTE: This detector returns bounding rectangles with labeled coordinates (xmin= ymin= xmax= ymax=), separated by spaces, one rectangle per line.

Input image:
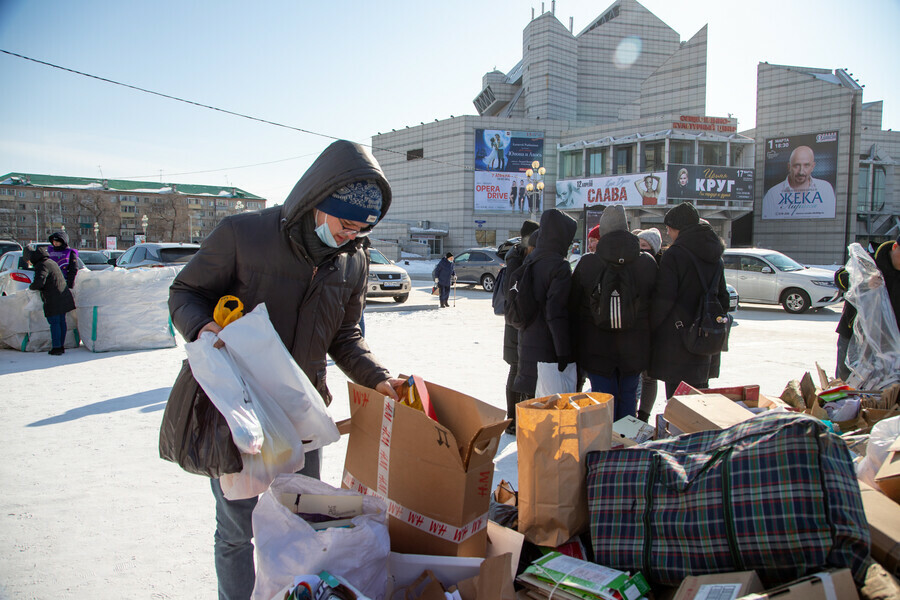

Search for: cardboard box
xmin=613 ymin=415 xmax=655 ymax=443
xmin=664 ymin=393 xmax=756 ymax=434
xmin=343 ymin=380 xmax=509 ymax=557
xmin=673 ymin=571 xmax=764 ymax=600
xmin=858 ymin=481 xmax=900 ymax=577
xmin=875 ymin=438 xmax=900 ymax=503
xmin=736 ymin=569 xmax=858 ymax=599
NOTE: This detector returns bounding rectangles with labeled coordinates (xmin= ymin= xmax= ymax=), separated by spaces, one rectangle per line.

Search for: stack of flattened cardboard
xmin=342 ymin=380 xmax=509 ymax=557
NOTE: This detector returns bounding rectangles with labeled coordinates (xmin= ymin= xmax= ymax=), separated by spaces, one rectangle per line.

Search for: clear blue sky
xmin=1 ymin=0 xmax=897 ymax=206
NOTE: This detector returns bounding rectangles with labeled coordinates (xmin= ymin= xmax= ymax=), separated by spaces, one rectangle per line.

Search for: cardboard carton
xmin=342 ymin=381 xmax=509 ymax=557
xmin=736 ymin=568 xmax=858 ymax=599
xmin=673 ymin=571 xmax=764 ymax=600
xmin=875 ymin=438 xmax=900 ymax=503
xmin=613 ymin=415 xmax=655 ymax=443
xmin=663 ymin=393 xmax=756 ymax=434
xmin=858 ymin=481 xmax=900 ymax=577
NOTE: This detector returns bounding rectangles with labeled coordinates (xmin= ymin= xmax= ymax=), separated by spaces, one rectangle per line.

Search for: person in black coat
xmin=571 ymin=206 xmax=658 ymax=420
xmin=24 ymin=244 xmax=76 ymax=355
xmin=432 ymin=252 xmax=455 ymax=308
xmin=649 ymin=203 xmax=729 ymax=398
xmin=501 ymin=219 xmax=539 ymax=433
xmin=517 ymin=208 xmax=577 ymax=397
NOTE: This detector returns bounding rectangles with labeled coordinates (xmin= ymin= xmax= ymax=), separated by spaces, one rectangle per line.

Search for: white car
xmin=722 ymin=248 xmax=840 ymax=313
xmin=366 ymin=248 xmax=411 ymax=303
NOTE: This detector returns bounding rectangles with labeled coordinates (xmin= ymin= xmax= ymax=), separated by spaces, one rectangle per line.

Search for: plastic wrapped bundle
xmin=845 ymin=243 xmax=900 ymax=389
xmin=0 ymin=291 xmax=79 ymax=351
xmin=75 ymin=267 xmax=178 ymax=352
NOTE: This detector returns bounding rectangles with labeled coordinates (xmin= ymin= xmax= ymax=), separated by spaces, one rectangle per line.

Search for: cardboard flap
xmin=462 ymin=420 xmax=510 ymax=471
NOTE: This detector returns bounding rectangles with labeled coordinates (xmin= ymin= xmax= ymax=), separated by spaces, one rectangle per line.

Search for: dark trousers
xmin=505 ymin=363 xmax=528 ymax=423
xmin=47 ymin=313 xmax=66 ymax=348
xmin=836 ymin=334 xmax=851 ymax=381
xmin=588 ymin=370 xmax=640 ymax=421
xmin=210 ymin=449 xmax=321 ymax=600
xmin=439 ymin=285 xmax=451 ymax=306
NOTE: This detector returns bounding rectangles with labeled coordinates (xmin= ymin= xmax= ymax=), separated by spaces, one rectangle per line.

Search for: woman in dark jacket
xmin=517 ymin=208 xmax=577 ymax=397
xmin=649 ymin=203 xmax=729 ymax=398
xmin=25 ymin=244 xmax=75 ymax=355
xmin=432 ymin=252 xmax=455 ymax=308
xmin=571 ymin=206 xmax=657 ymax=420
xmin=47 ymin=230 xmax=79 ymax=289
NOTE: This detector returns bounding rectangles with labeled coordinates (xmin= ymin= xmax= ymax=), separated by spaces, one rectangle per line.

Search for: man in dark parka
xmin=649 ymin=203 xmax=729 ymax=398
xmin=169 ymin=140 xmax=402 ymax=600
xmin=25 ymin=244 xmax=75 ymax=355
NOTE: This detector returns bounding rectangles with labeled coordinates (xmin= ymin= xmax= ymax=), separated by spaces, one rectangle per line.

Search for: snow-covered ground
xmin=0 ymin=284 xmax=846 ymax=598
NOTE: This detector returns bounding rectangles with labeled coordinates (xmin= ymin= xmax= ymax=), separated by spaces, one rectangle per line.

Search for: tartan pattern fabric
xmin=585 ymin=412 xmax=870 ymax=587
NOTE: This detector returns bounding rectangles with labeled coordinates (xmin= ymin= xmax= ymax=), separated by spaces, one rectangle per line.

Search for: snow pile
xmin=74 ymin=267 xmax=179 ymax=352
xmin=0 ymin=290 xmax=80 ymax=351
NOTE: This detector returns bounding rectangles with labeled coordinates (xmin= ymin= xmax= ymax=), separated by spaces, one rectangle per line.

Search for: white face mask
xmin=314 ymin=210 xmax=348 ymax=248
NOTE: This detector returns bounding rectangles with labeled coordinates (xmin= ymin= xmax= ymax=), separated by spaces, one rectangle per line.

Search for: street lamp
xmin=525 ymin=160 xmax=546 ymax=221
xmin=141 ymin=214 xmax=149 ymax=242
xmin=93 ymin=222 xmax=99 ymax=250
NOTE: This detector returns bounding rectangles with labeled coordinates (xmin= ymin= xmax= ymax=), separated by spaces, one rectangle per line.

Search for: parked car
xmin=453 ymin=248 xmax=505 ymax=292
xmin=0 ymin=250 xmax=87 ymax=295
xmin=722 ymin=248 xmax=840 ymax=313
xmin=115 ymin=242 xmax=201 ymax=269
xmin=79 ymin=250 xmax=116 ymax=271
xmin=726 ymin=283 xmax=739 ymax=312
xmin=0 ymin=240 xmax=22 ymax=256
xmin=497 ymin=237 xmax=519 ymax=258
xmin=101 ymin=249 xmax=125 ymax=263
xmin=365 ymin=247 xmax=411 ymax=303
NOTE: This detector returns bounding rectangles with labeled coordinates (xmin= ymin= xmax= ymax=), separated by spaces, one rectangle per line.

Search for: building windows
xmin=642 ymin=142 xmax=665 ymax=171
xmin=860 ymin=165 xmax=887 ymax=212
xmin=587 ymin=149 xmax=606 ymax=176
xmin=698 ymin=142 xmax=727 ymax=166
xmin=614 ymin=145 xmax=634 ymax=174
xmin=475 ymin=229 xmax=496 ymax=246
xmin=33 ymin=191 xmax=42 ymax=198
xmin=670 ymin=140 xmax=693 ymax=165
xmin=560 ymin=151 xmax=582 ymax=178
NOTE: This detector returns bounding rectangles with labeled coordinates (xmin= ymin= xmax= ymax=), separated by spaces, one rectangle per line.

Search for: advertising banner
xmin=762 ymin=131 xmax=838 ymax=220
xmin=474 ymin=171 xmax=544 ymax=213
xmin=474 ymin=129 xmax=543 ymax=173
xmin=106 ymin=236 xmax=117 ymax=251
xmin=667 ymin=164 xmax=755 ymax=203
xmin=555 ymin=173 xmax=667 ymax=210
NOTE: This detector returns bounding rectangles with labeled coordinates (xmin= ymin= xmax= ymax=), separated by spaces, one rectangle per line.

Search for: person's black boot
xmin=49 ymin=347 xmax=64 ymax=356
xmin=637 ymin=410 xmax=651 ymax=423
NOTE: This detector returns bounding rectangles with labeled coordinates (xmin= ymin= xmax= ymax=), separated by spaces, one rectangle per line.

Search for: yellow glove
xmin=213 ymin=295 xmax=244 ymax=328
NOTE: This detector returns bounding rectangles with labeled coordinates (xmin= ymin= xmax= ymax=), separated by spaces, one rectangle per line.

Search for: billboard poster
xmin=474 ymin=129 xmax=543 ymax=173
xmin=762 ymin=131 xmax=838 ymax=219
xmin=667 ymin=164 xmax=755 ymax=203
xmin=555 ymin=172 xmax=667 ymax=209
xmin=474 ymin=171 xmax=544 ymax=213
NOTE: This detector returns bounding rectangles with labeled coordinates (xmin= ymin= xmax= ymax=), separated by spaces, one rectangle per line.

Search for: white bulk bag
xmin=0 ymin=291 xmax=79 ymax=351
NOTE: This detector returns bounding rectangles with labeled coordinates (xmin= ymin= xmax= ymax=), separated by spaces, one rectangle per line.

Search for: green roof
xmin=0 ymin=172 xmax=265 ymax=200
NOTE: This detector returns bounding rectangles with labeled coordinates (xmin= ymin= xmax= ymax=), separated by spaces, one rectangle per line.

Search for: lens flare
xmin=614 ymin=36 xmax=642 ymax=69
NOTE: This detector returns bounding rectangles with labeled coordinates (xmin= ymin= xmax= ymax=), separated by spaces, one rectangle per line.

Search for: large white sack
xmin=75 ymin=267 xmax=177 ymax=352
xmin=0 ymin=291 xmax=79 ymax=351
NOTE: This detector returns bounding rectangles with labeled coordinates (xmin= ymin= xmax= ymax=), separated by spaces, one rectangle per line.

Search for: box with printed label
xmin=342 ymin=380 xmax=509 ymax=557
xmin=673 ymin=571 xmax=763 ymax=600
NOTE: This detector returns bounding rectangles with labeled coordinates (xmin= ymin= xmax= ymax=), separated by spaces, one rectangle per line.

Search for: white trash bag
xmin=251 ymin=473 xmax=389 ymax=600
xmin=845 ymin=243 xmax=900 ymax=389
xmin=857 ymin=415 xmax=900 ymax=488
xmin=187 ymin=303 xmax=340 ymax=500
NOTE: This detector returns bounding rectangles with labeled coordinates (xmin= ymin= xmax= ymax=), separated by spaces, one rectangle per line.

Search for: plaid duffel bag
xmin=585 ymin=412 xmax=870 ymax=587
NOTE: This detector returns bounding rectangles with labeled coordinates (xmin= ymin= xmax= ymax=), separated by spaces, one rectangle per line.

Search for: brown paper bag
xmin=516 ymin=392 xmax=613 ymax=547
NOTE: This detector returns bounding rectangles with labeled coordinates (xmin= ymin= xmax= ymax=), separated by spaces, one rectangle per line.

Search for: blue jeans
xmin=211 ymin=448 xmax=321 ymax=600
xmin=588 ymin=370 xmax=640 ymax=421
xmin=47 ymin=313 xmax=66 ymax=348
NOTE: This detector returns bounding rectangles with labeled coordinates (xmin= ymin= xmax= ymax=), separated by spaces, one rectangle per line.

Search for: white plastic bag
xmin=845 ymin=243 xmax=900 ymax=389
xmin=251 ymin=474 xmax=389 ymax=600
xmin=535 ymin=362 xmax=577 ymax=397
xmin=857 ymin=415 xmax=900 ymax=488
xmin=211 ymin=303 xmax=340 ymax=500
xmin=184 ymin=332 xmax=265 ymax=454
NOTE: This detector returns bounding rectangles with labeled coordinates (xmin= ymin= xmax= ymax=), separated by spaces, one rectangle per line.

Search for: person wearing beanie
xmin=432 ymin=251 xmax=456 ymax=308
xmin=633 ymin=227 xmax=664 ymax=421
xmin=587 ymin=225 xmax=600 ymax=253
xmin=501 ymin=221 xmax=540 ymax=434
xmin=24 ymin=244 xmax=76 ymax=355
xmin=169 ymin=139 xmax=404 ymax=600
xmin=47 ymin=230 xmax=79 ymax=289
xmin=649 ymin=203 xmax=730 ymax=399
xmin=637 ymin=228 xmax=662 ymax=258
xmin=570 ymin=205 xmax=658 ymax=421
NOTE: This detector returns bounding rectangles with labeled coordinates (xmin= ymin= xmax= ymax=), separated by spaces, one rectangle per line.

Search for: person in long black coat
xmin=649 ymin=203 xmax=729 ymax=398
xmin=501 ymin=219 xmax=539 ymax=432
xmin=517 ymin=208 xmax=577 ymax=397
xmin=570 ymin=206 xmax=657 ymax=420
xmin=432 ymin=252 xmax=455 ymax=308
xmin=25 ymin=244 xmax=75 ymax=355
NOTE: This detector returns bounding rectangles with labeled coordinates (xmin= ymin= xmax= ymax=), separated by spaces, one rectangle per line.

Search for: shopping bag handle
xmin=214 ymin=295 xmax=244 ymax=328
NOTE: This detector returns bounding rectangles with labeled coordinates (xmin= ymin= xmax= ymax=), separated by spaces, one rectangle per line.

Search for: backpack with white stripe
xmin=589 ymin=259 xmax=638 ymax=330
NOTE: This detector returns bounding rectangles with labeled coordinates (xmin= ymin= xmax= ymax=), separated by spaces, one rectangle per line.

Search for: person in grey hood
xmin=516 ymin=208 xmax=577 ymax=397
xmin=169 ymin=140 xmax=403 ymax=600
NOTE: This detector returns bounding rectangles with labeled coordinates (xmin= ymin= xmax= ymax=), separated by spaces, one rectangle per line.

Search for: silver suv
xmin=366 ymin=248 xmax=411 ymax=303
xmin=722 ymin=248 xmax=840 ymax=313
xmin=116 ymin=242 xmax=200 ymax=269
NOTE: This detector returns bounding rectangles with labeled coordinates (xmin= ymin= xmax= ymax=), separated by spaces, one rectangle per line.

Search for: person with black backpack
xmin=499 ymin=220 xmax=539 ymax=434
xmin=649 ymin=203 xmax=730 ymax=399
xmin=570 ymin=206 xmax=658 ymax=421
